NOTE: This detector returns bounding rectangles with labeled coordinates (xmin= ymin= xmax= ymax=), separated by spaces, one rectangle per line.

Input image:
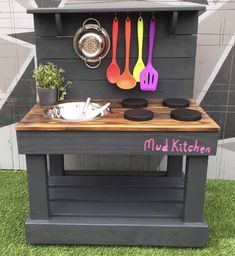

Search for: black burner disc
xmin=124 ymin=109 xmax=154 ymax=121
xmin=171 ymin=109 xmax=202 ymax=121
xmin=163 ymin=98 xmax=190 ymax=108
xmin=121 ymin=98 xmax=148 ymax=108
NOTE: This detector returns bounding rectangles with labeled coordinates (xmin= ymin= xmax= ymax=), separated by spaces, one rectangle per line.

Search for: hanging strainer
xmin=73 ymin=18 xmax=110 ymax=69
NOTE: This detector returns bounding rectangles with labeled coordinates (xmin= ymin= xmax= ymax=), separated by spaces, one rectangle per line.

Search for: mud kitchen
xmin=16 ymin=0 xmax=220 ymax=248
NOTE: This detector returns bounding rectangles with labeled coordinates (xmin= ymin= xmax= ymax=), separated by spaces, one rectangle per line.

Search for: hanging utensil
xmin=133 ymin=16 xmax=145 ymax=82
xmin=140 ymin=16 xmax=158 ymax=91
xmin=106 ymin=17 xmax=120 ymax=84
xmin=73 ymin=18 xmax=110 ymax=69
xmin=116 ymin=17 xmax=136 ymax=90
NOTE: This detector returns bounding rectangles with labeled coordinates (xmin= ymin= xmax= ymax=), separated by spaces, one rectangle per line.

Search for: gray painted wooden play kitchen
xmin=16 ymin=0 xmax=220 ymax=248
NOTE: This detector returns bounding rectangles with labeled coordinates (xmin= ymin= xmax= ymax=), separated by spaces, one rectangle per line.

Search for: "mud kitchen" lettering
xmin=144 ymin=138 xmax=211 ymax=154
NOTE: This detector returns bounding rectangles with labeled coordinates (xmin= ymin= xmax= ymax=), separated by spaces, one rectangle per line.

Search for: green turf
xmin=0 ymin=171 xmax=235 ymax=256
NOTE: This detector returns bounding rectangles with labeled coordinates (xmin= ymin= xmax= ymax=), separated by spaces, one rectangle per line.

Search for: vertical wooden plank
xmin=183 ymin=156 xmax=208 ymax=223
xmin=64 ymin=154 xmax=77 ymax=170
xmin=64 ymin=154 xmax=99 ymax=171
xmin=78 ymin=154 xmax=99 ymax=170
xmin=130 ymin=155 xmax=149 ymax=171
xmin=167 ymin=156 xmax=183 ymax=177
xmin=49 ymin=155 xmax=64 ymax=176
xmin=26 ymin=154 xmax=49 ymax=220
xmin=98 ymin=155 xmax=131 ymax=171
xmin=148 ymin=156 xmax=160 ymax=171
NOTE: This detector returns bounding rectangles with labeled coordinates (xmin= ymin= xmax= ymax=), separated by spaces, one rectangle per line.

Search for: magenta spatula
xmin=140 ymin=16 xmax=158 ymax=91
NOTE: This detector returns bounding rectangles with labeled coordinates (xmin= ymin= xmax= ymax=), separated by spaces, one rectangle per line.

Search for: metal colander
xmin=73 ymin=18 xmax=110 ymax=69
xmin=79 ymin=32 xmax=104 ymax=58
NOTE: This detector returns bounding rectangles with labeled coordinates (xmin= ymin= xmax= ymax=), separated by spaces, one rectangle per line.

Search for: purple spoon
xmin=140 ymin=16 xmax=158 ymax=91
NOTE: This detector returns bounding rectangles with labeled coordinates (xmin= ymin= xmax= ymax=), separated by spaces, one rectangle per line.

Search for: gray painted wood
xmin=28 ymin=2 xmax=205 ymax=14
xmin=33 ymin=12 xmax=199 ymax=37
xmin=167 ymin=156 xmax=183 ymax=177
xmin=38 ymin=58 xmax=195 ymax=81
xmin=49 ymin=155 xmax=64 ymax=176
xmin=25 ymin=216 xmax=208 ymax=247
xmin=36 ymin=35 xmax=197 ymax=59
xmin=50 ymin=201 xmax=182 ymax=218
xmin=26 ymin=154 xmax=49 ymax=220
xmin=183 ymin=156 xmax=208 ymax=222
xmin=65 ymin=80 xmax=193 ymax=99
xmin=17 ymin=131 xmax=219 ymax=155
xmin=48 ymin=174 xmax=184 ymax=188
xmin=49 ymin=187 xmax=183 ymax=201
xmin=131 ymin=155 xmax=154 ymax=171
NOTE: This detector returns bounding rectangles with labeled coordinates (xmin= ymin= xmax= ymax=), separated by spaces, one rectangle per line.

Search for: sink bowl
xmin=44 ymin=101 xmax=110 ymax=121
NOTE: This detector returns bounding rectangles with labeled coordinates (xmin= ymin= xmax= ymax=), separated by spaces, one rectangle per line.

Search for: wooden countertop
xmin=16 ymin=99 xmax=220 ymax=132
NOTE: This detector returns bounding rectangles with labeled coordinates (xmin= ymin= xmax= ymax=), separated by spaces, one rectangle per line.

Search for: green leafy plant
xmin=33 ymin=62 xmax=72 ymax=101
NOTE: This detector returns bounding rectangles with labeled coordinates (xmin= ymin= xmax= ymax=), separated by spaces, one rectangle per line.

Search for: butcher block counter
xmin=16 ymin=99 xmax=219 ymax=132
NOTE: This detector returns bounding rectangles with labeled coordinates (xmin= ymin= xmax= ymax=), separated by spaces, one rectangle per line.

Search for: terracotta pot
xmin=37 ymin=87 xmax=58 ymax=106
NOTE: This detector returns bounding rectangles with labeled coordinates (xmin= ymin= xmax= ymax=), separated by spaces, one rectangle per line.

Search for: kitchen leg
xmin=183 ymin=156 xmax=208 ymax=222
xmin=26 ymin=154 xmax=49 ymax=220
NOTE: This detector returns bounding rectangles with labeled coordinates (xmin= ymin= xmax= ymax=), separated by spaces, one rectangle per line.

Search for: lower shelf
xmin=25 ymin=173 xmax=208 ymax=247
xmin=49 ymin=173 xmax=184 ymax=218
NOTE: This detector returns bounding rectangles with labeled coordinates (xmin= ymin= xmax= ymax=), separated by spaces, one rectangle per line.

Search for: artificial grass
xmin=0 ymin=171 xmax=235 ymax=256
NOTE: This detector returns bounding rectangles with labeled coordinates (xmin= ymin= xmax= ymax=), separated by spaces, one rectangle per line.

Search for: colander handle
xmin=85 ymin=58 xmax=101 ymax=69
xmin=83 ymin=18 xmax=101 ymax=30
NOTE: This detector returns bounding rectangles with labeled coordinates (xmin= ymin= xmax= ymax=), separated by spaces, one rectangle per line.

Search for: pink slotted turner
xmin=140 ymin=16 xmax=158 ymax=91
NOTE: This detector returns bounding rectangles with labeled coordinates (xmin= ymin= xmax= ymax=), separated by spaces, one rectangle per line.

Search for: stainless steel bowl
xmin=44 ymin=101 xmax=110 ymax=122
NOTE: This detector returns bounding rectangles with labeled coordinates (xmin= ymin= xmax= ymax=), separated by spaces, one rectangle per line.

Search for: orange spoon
xmin=116 ymin=17 xmax=136 ymax=90
xmin=106 ymin=17 xmax=120 ymax=84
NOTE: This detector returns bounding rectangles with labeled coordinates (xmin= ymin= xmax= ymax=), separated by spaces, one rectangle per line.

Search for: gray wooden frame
xmin=18 ymin=129 xmax=216 ymax=247
xmin=17 ymin=131 xmax=218 ymax=155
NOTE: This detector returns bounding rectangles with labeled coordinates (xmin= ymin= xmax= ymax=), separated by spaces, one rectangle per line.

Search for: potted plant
xmin=33 ymin=62 xmax=72 ymax=105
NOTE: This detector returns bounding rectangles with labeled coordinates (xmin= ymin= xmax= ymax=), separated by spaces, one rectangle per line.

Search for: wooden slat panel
xmin=34 ymin=11 xmax=198 ymax=37
xmin=50 ymin=201 xmax=182 ymax=217
xmin=98 ymin=154 xmax=131 ymax=170
xmin=16 ymin=131 xmax=219 ymax=155
xmin=64 ymin=154 xmax=99 ymax=170
xmin=49 ymin=174 xmax=185 ymax=188
xmin=36 ymin=35 xmax=196 ymax=59
xmin=65 ymin=80 xmax=193 ymax=99
xmin=49 ymin=187 xmax=183 ymax=201
xmin=38 ymin=58 xmax=195 ymax=80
